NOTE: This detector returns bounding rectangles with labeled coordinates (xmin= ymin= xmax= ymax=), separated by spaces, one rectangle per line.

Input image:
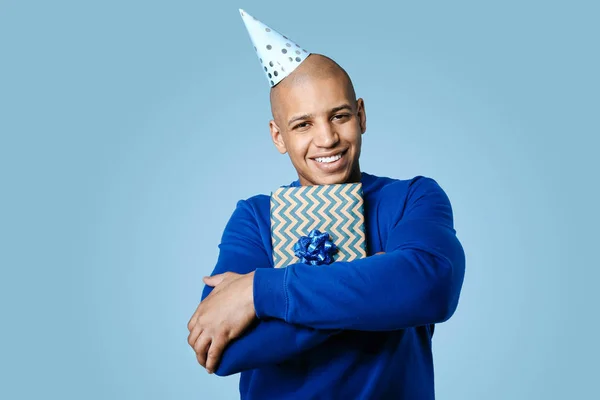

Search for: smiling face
xmin=269 ymin=54 xmax=367 ymax=186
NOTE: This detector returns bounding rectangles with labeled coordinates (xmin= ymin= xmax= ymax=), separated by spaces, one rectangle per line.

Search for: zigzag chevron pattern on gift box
xmin=270 ymin=183 xmax=367 ymax=269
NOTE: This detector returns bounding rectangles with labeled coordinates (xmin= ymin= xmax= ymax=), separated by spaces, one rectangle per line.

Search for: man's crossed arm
xmin=187 ymin=177 xmax=465 ymax=375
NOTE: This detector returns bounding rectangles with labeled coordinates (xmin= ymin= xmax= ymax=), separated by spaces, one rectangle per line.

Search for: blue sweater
xmin=201 ymin=172 xmax=466 ymax=399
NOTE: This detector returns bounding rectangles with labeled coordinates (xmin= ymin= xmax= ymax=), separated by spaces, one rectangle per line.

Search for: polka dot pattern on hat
xmin=239 ymin=9 xmax=311 ymax=87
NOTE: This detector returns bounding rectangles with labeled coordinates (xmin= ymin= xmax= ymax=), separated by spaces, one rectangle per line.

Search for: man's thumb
xmin=203 ymin=273 xmax=225 ymax=287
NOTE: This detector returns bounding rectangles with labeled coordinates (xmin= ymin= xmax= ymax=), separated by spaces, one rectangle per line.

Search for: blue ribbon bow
xmin=293 ymin=229 xmax=338 ymax=266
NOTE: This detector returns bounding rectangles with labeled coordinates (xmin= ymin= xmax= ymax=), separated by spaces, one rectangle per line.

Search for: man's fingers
xmin=187 ymin=324 xmax=203 ymax=348
xmin=194 ymin=334 xmax=212 ymax=368
xmin=187 ymin=302 xmax=203 ymax=331
xmin=187 ymin=311 xmax=198 ymax=331
xmin=187 ymin=307 xmax=202 ymax=332
xmin=206 ymin=336 xmax=228 ymax=374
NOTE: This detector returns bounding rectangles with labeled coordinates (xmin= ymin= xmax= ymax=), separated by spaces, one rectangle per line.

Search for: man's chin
xmin=310 ymin=171 xmax=350 ymax=186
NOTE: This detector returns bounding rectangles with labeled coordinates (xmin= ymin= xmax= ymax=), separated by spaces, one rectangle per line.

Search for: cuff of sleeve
xmin=253 ymin=267 xmax=288 ymax=321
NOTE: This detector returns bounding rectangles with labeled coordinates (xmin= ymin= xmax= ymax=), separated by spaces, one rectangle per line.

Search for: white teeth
xmin=315 ymin=154 xmax=342 ymax=163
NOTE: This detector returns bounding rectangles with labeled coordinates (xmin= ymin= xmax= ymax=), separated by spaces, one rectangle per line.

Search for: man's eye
xmin=333 ymin=114 xmax=349 ymax=120
xmin=294 ymin=122 xmax=309 ymax=129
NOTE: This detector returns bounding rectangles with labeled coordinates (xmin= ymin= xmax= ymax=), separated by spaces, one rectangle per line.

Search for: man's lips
xmin=310 ymin=149 xmax=348 ymax=164
xmin=309 ymin=149 xmax=349 ymax=173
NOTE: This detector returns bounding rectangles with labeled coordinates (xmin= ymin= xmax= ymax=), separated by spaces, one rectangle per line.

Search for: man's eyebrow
xmin=287 ymin=104 xmax=354 ymax=127
xmin=330 ymin=104 xmax=353 ymax=114
xmin=288 ymin=113 xmax=313 ymax=127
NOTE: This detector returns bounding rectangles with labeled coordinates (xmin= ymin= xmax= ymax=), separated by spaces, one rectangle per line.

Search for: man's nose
xmin=313 ymin=121 xmax=339 ymax=148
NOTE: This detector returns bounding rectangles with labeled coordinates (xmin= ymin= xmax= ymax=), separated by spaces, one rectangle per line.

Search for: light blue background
xmin=1 ymin=0 xmax=598 ymax=399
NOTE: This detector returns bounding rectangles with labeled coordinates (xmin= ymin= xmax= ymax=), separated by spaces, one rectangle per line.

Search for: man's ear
xmin=356 ymin=98 xmax=367 ymax=134
xmin=269 ymin=120 xmax=287 ymax=154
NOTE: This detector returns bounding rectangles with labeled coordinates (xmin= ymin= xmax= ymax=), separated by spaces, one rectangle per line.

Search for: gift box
xmin=270 ymin=182 xmax=367 ymax=269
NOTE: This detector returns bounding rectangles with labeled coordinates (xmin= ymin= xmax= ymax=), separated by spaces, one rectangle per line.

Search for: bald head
xmin=270 ymin=54 xmax=357 ymax=124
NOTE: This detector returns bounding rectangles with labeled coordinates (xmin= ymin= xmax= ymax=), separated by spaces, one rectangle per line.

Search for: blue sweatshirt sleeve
xmin=252 ymin=177 xmax=466 ymax=331
xmin=201 ymin=199 xmax=340 ymax=376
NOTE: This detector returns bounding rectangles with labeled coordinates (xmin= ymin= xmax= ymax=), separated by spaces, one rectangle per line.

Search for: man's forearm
xmin=214 ymin=318 xmax=340 ymax=376
xmin=253 ymin=240 xmax=464 ymax=331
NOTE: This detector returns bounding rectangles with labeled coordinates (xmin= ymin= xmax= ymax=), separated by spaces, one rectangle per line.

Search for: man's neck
xmin=297 ymin=167 xmax=362 ymax=186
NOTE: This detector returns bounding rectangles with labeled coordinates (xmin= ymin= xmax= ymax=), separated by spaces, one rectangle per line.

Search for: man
xmin=187 ymin=9 xmax=465 ymax=399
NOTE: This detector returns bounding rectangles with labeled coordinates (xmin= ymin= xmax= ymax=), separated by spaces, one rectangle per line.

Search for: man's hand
xmin=187 ymin=271 xmax=257 ymax=374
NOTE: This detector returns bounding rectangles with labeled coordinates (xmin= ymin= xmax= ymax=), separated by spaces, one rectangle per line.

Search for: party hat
xmin=239 ymin=9 xmax=310 ymax=87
